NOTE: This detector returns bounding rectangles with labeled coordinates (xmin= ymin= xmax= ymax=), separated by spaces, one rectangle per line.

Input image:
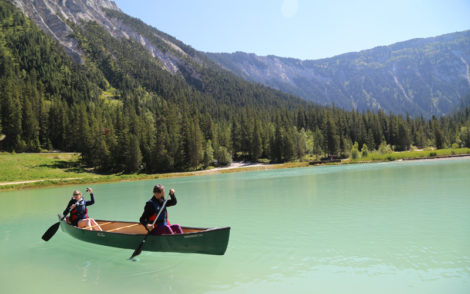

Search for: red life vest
xmin=70 ymin=199 xmax=88 ymax=224
xmin=149 ymin=211 xmax=170 ymax=225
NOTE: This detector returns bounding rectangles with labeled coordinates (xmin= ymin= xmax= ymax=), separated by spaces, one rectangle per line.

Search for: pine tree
xmin=125 ymin=134 xmax=143 ymax=173
xmin=434 ymin=127 xmax=446 ymax=149
xmin=0 ymin=79 xmax=22 ymax=151
xmin=365 ymin=128 xmax=375 ymax=150
xmin=396 ymin=121 xmax=411 ymax=151
xmin=181 ymin=114 xmax=203 ymax=169
xmin=240 ymin=113 xmax=252 ymax=157
xmin=203 ymin=139 xmax=214 ymax=168
xmin=22 ymin=98 xmax=40 ymax=151
xmin=189 ymin=117 xmax=204 ymax=168
xmin=281 ymin=127 xmax=295 ymax=162
xmin=271 ymin=123 xmax=283 ymax=162
xmin=312 ymin=127 xmax=324 ymax=159
xmin=151 ymin=122 xmax=172 ymax=172
xmin=230 ymin=119 xmax=241 ymax=157
xmin=295 ymin=128 xmax=307 ymax=160
xmin=324 ymin=114 xmax=339 ymax=157
xmin=431 ymin=116 xmax=446 ymax=149
xmin=250 ymin=120 xmax=262 ymax=161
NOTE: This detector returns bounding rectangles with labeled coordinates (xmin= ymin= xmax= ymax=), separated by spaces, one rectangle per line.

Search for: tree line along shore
xmin=1 ymin=148 xmax=469 ymax=191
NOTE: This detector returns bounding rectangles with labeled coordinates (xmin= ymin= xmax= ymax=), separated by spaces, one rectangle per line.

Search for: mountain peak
xmin=11 ymin=0 xmax=120 ymax=63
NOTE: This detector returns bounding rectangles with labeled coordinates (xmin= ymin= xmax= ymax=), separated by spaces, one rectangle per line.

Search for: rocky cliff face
xmin=11 ymin=0 xmax=184 ymax=73
xmin=207 ymin=31 xmax=470 ymax=117
xmin=11 ymin=0 xmax=119 ymax=63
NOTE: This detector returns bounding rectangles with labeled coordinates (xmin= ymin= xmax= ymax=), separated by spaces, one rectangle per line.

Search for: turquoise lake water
xmin=1 ymin=158 xmax=469 ymax=293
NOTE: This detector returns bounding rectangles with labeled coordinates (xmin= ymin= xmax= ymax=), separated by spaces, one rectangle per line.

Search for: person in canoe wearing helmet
xmin=139 ymin=184 xmax=183 ymax=235
xmin=62 ymin=187 xmax=102 ymax=231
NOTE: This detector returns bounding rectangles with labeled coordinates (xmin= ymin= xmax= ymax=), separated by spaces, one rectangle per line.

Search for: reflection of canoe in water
xmin=59 ymin=217 xmax=230 ymax=255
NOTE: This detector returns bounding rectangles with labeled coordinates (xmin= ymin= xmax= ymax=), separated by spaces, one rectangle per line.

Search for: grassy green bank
xmin=0 ymin=152 xmax=293 ymax=190
xmin=1 ymin=149 xmax=469 ymax=191
xmin=347 ymin=147 xmax=470 ymax=163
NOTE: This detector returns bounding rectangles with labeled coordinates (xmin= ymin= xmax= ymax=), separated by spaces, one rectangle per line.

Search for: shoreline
xmin=346 ymin=153 xmax=470 ymax=164
xmin=1 ymin=154 xmax=469 ymax=191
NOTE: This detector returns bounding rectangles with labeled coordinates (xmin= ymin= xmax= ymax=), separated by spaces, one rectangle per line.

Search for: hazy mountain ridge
xmin=206 ymin=31 xmax=470 ymax=117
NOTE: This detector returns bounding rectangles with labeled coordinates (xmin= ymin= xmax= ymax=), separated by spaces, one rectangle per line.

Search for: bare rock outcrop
xmin=10 ymin=0 xmax=183 ymax=74
xmin=11 ymin=0 xmax=120 ymax=63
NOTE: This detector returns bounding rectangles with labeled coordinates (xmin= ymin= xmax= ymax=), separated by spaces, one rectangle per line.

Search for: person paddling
xmin=63 ymin=188 xmax=102 ymax=231
xmin=139 ymin=184 xmax=183 ymax=235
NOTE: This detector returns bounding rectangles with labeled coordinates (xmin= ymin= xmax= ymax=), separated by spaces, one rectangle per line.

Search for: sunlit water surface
xmin=1 ymin=158 xmax=469 ymax=293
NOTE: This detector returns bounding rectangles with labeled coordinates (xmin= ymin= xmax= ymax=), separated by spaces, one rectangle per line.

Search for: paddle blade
xmin=41 ymin=222 xmax=60 ymax=241
xmin=129 ymin=238 xmax=147 ymax=260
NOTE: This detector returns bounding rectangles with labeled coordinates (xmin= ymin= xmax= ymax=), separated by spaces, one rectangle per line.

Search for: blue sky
xmin=112 ymin=0 xmax=470 ymax=60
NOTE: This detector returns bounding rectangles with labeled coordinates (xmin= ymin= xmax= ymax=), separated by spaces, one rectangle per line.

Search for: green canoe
xmin=59 ymin=217 xmax=230 ymax=255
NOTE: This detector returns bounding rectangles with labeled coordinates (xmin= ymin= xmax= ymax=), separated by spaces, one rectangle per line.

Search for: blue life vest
xmin=147 ymin=198 xmax=168 ymax=226
xmin=70 ymin=198 xmax=88 ymax=225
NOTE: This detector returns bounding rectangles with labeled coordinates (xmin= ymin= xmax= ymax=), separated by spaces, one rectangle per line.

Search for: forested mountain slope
xmin=207 ymin=31 xmax=470 ymax=118
xmin=1 ymin=0 xmax=470 ymax=174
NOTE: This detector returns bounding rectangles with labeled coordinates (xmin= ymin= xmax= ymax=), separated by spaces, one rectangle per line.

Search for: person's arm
xmin=62 ymin=199 xmax=74 ymax=217
xmin=139 ymin=202 xmax=154 ymax=226
xmin=85 ymin=188 xmax=94 ymax=206
xmin=166 ymin=190 xmax=177 ymax=207
xmin=85 ymin=193 xmax=95 ymax=206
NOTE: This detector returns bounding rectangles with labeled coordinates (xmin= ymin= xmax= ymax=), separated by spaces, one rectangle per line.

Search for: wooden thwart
xmin=84 ymin=221 xmax=111 ymax=230
xmin=107 ymin=223 xmax=139 ymax=232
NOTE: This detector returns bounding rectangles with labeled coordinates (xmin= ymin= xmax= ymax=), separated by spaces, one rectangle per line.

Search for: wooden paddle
xmin=41 ymin=216 xmax=64 ymax=241
xmin=41 ymin=210 xmax=75 ymax=241
xmin=129 ymin=198 xmax=168 ymax=260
